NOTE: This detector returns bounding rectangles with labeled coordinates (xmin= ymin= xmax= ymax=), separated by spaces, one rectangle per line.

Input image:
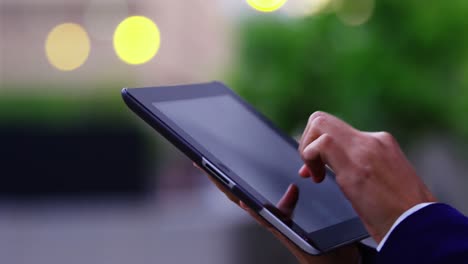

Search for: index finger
xmin=298 ymin=112 xmax=355 ymax=155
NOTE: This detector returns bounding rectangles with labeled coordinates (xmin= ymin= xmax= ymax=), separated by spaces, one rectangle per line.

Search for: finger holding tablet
xmin=193 ymin=161 xmax=360 ymax=264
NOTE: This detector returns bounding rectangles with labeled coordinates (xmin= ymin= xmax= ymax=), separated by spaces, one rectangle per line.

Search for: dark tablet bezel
xmin=122 ymin=81 xmax=368 ymax=253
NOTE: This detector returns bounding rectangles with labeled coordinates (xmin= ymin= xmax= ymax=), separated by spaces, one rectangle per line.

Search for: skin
xmin=194 ymin=111 xmax=436 ymax=264
xmin=298 ymin=112 xmax=436 ymax=243
xmin=194 ymin=164 xmax=360 ymax=264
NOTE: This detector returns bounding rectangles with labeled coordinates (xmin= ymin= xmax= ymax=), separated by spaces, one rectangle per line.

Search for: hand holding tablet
xmin=122 ymin=81 xmax=368 ymax=255
xmin=297 ymin=111 xmax=436 ymax=243
xmin=122 ymin=81 xmax=435 ymax=260
xmin=194 ymin=162 xmax=360 ymax=264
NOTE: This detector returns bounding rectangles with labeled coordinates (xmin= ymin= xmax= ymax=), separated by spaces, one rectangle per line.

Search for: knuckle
xmin=309 ymin=111 xmax=326 ymax=123
xmin=311 ymin=115 xmax=327 ymax=129
xmin=358 ymin=165 xmax=373 ymax=180
xmin=300 ymin=146 xmax=312 ymax=161
xmin=369 ymin=135 xmax=382 ymax=149
xmin=301 ymin=145 xmax=317 ymax=162
xmin=300 ymin=149 xmax=307 ymax=161
xmin=359 ymin=131 xmax=384 ymax=150
xmin=320 ymin=133 xmax=333 ymax=148
xmin=375 ymin=131 xmax=396 ymax=146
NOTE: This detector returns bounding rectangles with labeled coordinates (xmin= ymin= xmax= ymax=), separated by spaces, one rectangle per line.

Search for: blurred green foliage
xmin=229 ymin=0 xmax=468 ymax=144
xmin=0 ymin=83 xmax=133 ymax=126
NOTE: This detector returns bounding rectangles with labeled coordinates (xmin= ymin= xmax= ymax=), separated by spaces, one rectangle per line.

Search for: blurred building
xmin=0 ymin=0 xmax=233 ymax=87
xmin=0 ymin=0 xmax=300 ymax=264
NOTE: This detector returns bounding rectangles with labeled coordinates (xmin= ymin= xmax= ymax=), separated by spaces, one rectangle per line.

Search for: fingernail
xmin=239 ymin=201 xmax=248 ymax=210
xmin=298 ymin=166 xmax=305 ymax=175
xmin=298 ymin=166 xmax=308 ymax=177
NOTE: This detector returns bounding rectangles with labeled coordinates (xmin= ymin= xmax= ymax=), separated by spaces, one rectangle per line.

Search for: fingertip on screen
xmin=298 ymin=164 xmax=309 ymax=177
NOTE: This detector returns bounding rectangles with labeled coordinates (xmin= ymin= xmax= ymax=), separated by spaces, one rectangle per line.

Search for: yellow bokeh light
xmin=45 ymin=23 xmax=91 ymax=71
xmin=246 ymin=0 xmax=288 ymax=12
xmin=113 ymin=16 xmax=161 ymax=65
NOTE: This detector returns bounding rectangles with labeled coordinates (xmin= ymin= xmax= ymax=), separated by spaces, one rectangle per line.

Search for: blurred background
xmin=1 ymin=0 xmax=468 ymax=263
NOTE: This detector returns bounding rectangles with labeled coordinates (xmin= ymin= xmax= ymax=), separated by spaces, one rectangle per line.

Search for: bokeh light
xmin=334 ymin=0 xmax=374 ymax=26
xmin=45 ymin=23 xmax=91 ymax=71
xmin=284 ymin=0 xmax=332 ymax=17
xmin=113 ymin=16 xmax=161 ymax=65
xmin=246 ymin=0 xmax=288 ymax=12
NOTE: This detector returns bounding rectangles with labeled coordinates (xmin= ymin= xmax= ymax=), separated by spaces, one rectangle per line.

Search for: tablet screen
xmin=154 ymin=95 xmax=356 ymax=233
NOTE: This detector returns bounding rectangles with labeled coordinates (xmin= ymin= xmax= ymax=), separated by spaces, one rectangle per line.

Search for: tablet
xmin=122 ymin=81 xmax=368 ymax=255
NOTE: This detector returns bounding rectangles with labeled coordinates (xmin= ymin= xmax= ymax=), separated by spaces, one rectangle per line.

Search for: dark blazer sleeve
xmin=375 ymin=203 xmax=468 ymax=264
